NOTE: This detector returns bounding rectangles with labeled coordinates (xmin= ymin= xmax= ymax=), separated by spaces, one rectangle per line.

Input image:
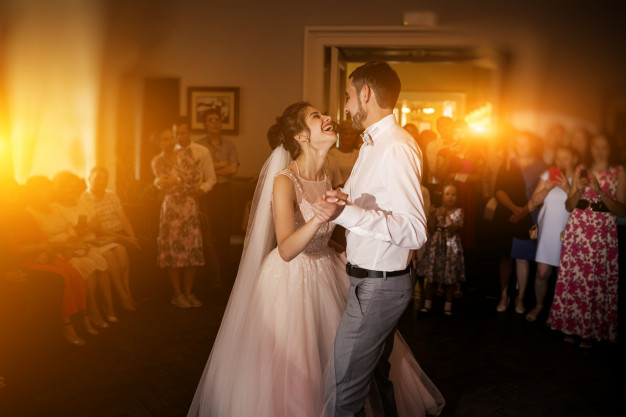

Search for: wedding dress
xmin=188 ymin=146 xmax=444 ymax=417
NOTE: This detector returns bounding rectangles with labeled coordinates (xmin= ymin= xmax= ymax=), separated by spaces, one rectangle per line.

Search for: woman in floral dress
xmin=152 ymin=126 xmax=204 ymax=308
xmin=547 ymin=134 xmax=626 ymax=348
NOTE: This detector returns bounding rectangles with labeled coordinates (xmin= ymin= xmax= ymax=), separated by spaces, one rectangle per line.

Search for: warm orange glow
xmin=5 ymin=0 xmax=103 ymax=182
xmin=465 ymin=102 xmax=493 ymax=136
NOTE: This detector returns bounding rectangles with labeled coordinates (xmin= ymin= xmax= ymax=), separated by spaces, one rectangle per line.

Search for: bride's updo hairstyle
xmin=267 ymin=101 xmax=312 ymax=159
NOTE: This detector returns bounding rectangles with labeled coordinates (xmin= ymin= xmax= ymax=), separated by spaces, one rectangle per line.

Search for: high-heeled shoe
xmin=496 ymin=297 xmax=509 ymax=312
xmin=514 ymin=298 xmax=525 ymax=314
xmin=121 ymin=300 xmax=136 ymax=312
xmin=88 ymin=315 xmax=109 ymax=329
xmin=525 ymin=306 xmax=543 ymax=322
xmin=82 ymin=319 xmax=99 ymax=336
xmin=62 ymin=323 xmax=86 ymax=347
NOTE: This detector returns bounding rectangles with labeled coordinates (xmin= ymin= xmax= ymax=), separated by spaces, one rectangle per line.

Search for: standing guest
xmin=327 ymin=120 xmax=361 ymax=187
xmin=525 ymin=146 xmax=576 ymax=322
xmin=548 ymin=135 xmax=625 ymax=348
xmin=425 ymin=116 xmax=455 ymax=186
xmin=196 ymin=108 xmax=239 ymax=278
xmin=568 ymin=127 xmax=591 ymax=162
xmin=418 ymin=129 xmax=437 ymax=157
xmin=404 ymin=125 xmax=436 ymax=185
xmin=493 ymin=132 xmax=546 ymax=313
xmin=152 ymin=126 xmax=205 ymax=309
xmin=542 ymin=123 xmax=567 ymax=165
xmin=172 ymin=117 xmax=222 ymax=290
xmin=435 ymin=120 xmax=485 ymax=259
xmin=419 ymin=180 xmax=465 ymax=316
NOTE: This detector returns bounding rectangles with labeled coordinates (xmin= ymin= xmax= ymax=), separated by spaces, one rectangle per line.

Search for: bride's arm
xmin=273 ymin=175 xmax=325 ymax=262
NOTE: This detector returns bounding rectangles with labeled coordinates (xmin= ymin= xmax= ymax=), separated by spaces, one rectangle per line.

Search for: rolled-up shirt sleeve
xmin=334 ymin=144 xmax=428 ymax=250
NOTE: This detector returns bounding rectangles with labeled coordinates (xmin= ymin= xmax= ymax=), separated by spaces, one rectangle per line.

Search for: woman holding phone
xmin=547 ymin=135 xmax=626 ymax=348
xmin=524 ymin=146 xmax=577 ymax=322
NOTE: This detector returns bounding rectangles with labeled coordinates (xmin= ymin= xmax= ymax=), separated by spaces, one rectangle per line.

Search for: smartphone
xmin=549 ymin=167 xmax=562 ymax=182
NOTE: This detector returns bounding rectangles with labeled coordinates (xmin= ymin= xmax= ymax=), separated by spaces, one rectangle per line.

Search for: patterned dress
xmin=152 ymin=148 xmax=204 ymax=268
xmin=547 ymin=166 xmax=621 ymax=343
xmin=418 ymin=207 xmax=466 ymax=285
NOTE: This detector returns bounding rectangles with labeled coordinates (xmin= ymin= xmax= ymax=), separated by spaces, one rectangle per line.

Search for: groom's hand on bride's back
xmin=312 ymin=189 xmax=347 ymax=222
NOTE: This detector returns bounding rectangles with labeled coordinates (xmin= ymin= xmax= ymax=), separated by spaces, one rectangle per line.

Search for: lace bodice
xmin=276 ymin=167 xmax=336 ymax=256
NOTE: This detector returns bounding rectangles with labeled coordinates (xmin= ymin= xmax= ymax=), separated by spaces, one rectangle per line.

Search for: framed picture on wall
xmin=187 ymin=86 xmax=240 ymax=135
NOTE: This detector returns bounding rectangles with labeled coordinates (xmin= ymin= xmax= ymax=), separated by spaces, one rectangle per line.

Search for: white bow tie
xmin=361 ymin=132 xmax=373 ymax=146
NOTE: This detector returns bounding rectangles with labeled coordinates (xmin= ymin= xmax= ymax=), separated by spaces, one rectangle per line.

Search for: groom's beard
xmin=351 ymin=98 xmax=367 ymax=130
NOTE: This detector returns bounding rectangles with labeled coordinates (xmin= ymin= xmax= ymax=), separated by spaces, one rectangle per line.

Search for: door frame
xmin=303 ymin=25 xmax=505 ymax=120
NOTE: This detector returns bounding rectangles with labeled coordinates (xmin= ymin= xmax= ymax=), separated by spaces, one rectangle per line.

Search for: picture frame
xmin=187 ymin=86 xmax=240 ymax=135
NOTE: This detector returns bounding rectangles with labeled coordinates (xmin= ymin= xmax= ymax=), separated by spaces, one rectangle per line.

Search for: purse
xmin=529 ymin=224 xmax=538 ymax=240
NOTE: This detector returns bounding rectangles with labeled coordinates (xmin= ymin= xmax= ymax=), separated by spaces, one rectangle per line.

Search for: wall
xmin=99 ymin=0 xmax=625 ymax=179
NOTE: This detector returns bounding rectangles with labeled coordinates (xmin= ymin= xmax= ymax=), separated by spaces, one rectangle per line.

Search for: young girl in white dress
xmin=187 ymin=102 xmax=444 ymax=417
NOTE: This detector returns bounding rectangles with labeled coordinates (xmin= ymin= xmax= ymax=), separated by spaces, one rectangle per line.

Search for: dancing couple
xmin=188 ymin=62 xmax=445 ymax=417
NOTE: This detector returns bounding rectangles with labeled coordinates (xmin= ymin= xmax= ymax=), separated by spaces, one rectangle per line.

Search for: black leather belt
xmin=576 ymin=199 xmax=610 ymax=213
xmin=345 ymin=262 xmax=411 ymax=279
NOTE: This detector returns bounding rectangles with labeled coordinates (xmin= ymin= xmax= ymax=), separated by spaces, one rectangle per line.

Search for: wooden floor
xmin=1 ymin=248 xmax=624 ymax=417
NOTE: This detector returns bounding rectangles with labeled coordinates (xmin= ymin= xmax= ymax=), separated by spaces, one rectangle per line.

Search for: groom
xmin=313 ymin=61 xmax=428 ymax=417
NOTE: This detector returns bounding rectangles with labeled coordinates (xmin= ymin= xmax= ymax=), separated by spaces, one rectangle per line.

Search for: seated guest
xmin=54 ymin=171 xmax=136 ymax=311
xmin=80 ymin=167 xmax=141 ymax=251
xmin=0 ymin=180 xmax=92 ymax=346
xmin=23 ymin=176 xmax=115 ymax=329
xmin=0 ymin=242 xmax=69 ymax=350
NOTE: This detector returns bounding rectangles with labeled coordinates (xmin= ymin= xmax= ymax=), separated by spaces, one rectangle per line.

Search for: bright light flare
xmin=5 ymin=0 xmax=104 ymax=182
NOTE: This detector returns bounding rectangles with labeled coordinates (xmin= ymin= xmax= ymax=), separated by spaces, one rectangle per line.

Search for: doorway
xmin=303 ymin=26 xmax=506 ymax=132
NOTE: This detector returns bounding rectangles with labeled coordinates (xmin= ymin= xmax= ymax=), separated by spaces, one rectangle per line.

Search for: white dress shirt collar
xmin=361 ymin=114 xmax=397 ymax=146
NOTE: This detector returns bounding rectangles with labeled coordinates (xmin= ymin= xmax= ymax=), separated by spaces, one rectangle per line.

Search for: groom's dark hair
xmin=348 ymin=61 xmax=401 ymax=110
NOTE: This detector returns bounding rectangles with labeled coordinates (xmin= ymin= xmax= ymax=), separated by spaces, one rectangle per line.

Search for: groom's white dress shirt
xmin=334 ymin=114 xmax=428 ymax=272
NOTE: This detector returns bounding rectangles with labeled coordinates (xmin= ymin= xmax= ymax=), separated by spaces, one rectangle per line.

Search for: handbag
xmin=529 ymin=224 xmax=538 ymax=240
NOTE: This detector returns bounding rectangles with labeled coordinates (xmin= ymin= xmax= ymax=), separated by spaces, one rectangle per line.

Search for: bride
xmin=187 ymin=102 xmax=444 ymax=417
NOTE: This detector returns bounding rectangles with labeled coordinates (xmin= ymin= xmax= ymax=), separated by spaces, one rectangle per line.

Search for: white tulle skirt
xmin=188 ymin=247 xmax=444 ymax=417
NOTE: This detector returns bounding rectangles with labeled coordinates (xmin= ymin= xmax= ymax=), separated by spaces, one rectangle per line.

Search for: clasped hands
xmin=312 ymin=189 xmax=348 ymax=223
xmin=576 ymin=170 xmax=603 ymax=195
